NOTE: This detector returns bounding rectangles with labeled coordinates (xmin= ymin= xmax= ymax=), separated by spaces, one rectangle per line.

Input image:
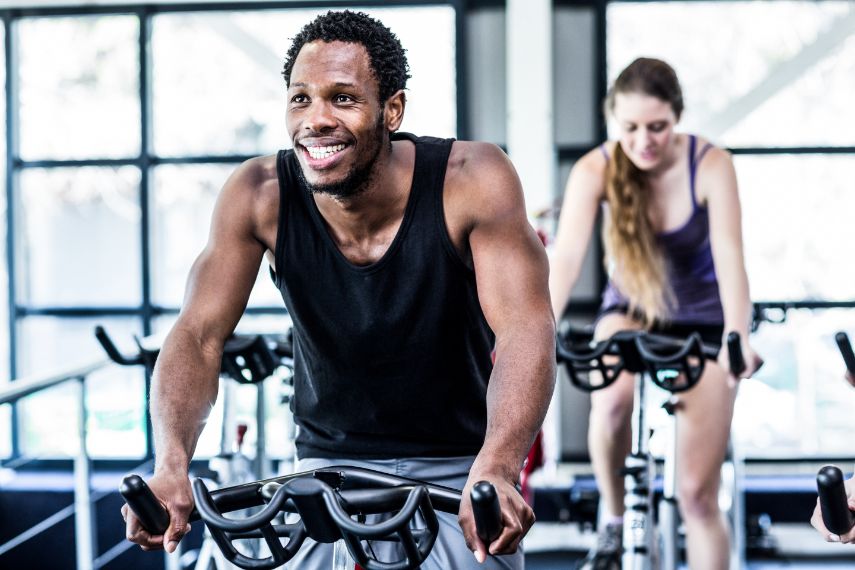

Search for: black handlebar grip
xmin=471 ymin=481 xmax=502 ymax=545
xmin=817 ymin=465 xmax=855 ymax=536
xmin=835 ymin=332 xmax=855 ymax=375
xmin=120 ymin=475 xmax=170 ymax=535
xmin=95 ymin=325 xmax=142 ymax=366
xmin=726 ymin=332 xmax=745 ymax=377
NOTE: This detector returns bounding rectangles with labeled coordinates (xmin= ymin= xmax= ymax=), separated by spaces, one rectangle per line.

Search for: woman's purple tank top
xmin=600 ymin=135 xmax=724 ymax=325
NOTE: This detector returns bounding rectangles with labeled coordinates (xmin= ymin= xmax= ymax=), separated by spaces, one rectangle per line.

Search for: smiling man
xmin=122 ymin=10 xmax=555 ymax=569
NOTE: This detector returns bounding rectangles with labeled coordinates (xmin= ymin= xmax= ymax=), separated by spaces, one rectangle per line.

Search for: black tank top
xmin=271 ymin=132 xmax=495 ymax=459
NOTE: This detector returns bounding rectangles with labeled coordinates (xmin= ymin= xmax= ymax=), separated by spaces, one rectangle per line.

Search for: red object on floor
xmin=520 ymin=430 xmax=544 ymax=505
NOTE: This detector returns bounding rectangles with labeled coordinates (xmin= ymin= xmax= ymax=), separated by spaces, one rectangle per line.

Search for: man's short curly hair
xmin=282 ymin=10 xmax=410 ymax=104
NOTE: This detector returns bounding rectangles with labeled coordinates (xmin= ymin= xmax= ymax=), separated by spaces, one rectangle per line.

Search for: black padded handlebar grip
xmin=471 ymin=481 xmax=502 ymax=545
xmin=817 ymin=465 xmax=855 ymax=535
xmin=726 ymin=332 xmax=745 ymax=377
xmin=95 ymin=325 xmax=142 ymax=366
xmin=835 ymin=332 xmax=855 ymax=375
xmin=120 ymin=475 xmax=170 ymax=535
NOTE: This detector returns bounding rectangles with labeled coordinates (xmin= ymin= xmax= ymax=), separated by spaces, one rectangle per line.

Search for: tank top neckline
xmin=300 ymin=138 xmax=420 ymax=274
xmin=601 ymin=134 xmax=711 ymax=238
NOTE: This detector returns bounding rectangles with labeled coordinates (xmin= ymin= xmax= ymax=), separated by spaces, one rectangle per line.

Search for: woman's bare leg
xmin=588 ymin=313 xmax=644 ymax=520
xmin=676 ymin=361 xmax=737 ymax=570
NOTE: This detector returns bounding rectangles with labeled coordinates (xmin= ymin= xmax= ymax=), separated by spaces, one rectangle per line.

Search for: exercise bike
xmin=96 ymin=325 xmax=294 ymax=569
xmin=556 ymin=328 xmax=747 ymax=570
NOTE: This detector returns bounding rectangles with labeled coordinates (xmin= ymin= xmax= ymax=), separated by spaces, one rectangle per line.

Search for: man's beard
xmin=296 ymin=153 xmax=377 ymax=199
xmin=297 ymin=119 xmax=387 ymax=199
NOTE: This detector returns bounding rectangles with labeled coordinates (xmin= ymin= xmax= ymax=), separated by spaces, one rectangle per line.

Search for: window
xmin=18 ymin=167 xmax=142 ymax=306
xmin=3 ymin=3 xmax=459 ymax=462
xmin=18 ymin=16 xmax=140 ymax=160
xmin=607 ymin=0 xmax=855 ymax=458
xmin=0 ymin=22 xmax=8 ymax=457
xmin=607 ymin=1 xmax=855 ymax=148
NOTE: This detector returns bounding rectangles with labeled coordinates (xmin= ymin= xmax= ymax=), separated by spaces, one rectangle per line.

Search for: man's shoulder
xmin=216 ymin=154 xmax=282 ymax=230
xmin=446 ymin=140 xmax=510 ymax=184
xmin=443 ymin=141 xmax=523 ymax=226
xmin=231 ymin=153 xmax=280 ymax=189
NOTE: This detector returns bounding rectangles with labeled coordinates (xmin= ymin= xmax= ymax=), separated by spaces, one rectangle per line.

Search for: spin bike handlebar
xmin=813 ymin=336 xmax=855 ymax=538
xmin=816 ymin=465 xmax=855 ymax=536
xmin=95 ymin=325 xmax=293 ymax=384
xmin=835 ymin=332 xmax=855 ymax=376
xmin=121 ymin=467 xmax=503 ymax=570
xmin=555 ymin=328 xmax=747 ymax=393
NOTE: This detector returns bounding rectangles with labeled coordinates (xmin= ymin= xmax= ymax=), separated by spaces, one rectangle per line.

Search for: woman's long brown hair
xmin=603 ymin=57 xmax=683 ymax=326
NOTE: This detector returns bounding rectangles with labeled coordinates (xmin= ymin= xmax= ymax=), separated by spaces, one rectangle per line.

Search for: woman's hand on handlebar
xmin=717 ymin=336 xmax=762 ymax=383
xmin=811 ymin=474 xmax=855 ymax=544
xmin=459 ymin=471 xmax=534 ymax=563
xmin=122 ymin=470 xmax=194 ymax=553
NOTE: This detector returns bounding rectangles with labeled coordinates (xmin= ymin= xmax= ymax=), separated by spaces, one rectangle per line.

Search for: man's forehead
xmin=289 ymin=40 xmax=376 ymax=90
xmin=293 ymin=40 xmax=370 ymax=69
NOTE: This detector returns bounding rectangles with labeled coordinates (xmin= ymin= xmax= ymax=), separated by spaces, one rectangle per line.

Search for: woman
xmin=549 ymin=58 xmax=762 ymax=569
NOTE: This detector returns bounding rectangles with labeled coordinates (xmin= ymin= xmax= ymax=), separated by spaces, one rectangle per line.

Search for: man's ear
xmin=384 ymin=89 xmax=406 ymax=132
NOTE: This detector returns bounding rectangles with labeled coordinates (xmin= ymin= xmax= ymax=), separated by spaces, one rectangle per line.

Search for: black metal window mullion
xmin=139 ymin=8 xmax=153 ymax=337
xmin=5 ymin=13 xmax=20 ymax=460
xmin=451 ymin=0 xmax=468 ymax=140
xmin=592 ymin=0 xmax=608 ymax=297
xmin=138 ymin=8 xmax=155 ymax=459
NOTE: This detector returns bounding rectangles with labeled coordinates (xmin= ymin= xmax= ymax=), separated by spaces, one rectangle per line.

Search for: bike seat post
xmin=660 ymin=396 xmax=681 ymax=570
xmin=623 ymin=369 xmax=655 ymax=570
xmin=255 ymin=381 xmax=267 ymax=479
xmin=661 ymin=396 xmax=680 ymax=504
xmin=631 ymin=371 xmax=650 ymax=458
xmin=332 ymin=539 xmax=355 ymax=570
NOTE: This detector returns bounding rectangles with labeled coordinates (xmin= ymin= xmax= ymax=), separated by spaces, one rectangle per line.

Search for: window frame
xmin=551 ymin=0 xmax=855 ymax=314
xmin=1 ymin=0 xmax=467 ymax=468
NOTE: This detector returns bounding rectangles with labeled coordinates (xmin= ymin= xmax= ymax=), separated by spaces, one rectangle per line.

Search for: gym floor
xmin=526 ymin=553 xmax=855 ymax=569
xmin=521 ymin=516 xmax=855 ymax=568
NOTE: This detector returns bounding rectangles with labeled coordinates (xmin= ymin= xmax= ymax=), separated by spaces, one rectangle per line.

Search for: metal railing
xmin=0 ymin=359 xmax=116 ymax=570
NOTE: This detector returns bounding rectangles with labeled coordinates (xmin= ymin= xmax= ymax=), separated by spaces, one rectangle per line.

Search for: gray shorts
xmin=283 ymin=455 xmax=525 ymax=570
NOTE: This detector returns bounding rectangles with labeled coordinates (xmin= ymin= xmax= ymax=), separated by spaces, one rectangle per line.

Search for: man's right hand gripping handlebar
xmin=120 ymin=470 xmax=194 ymax=553
xmin=461 ymin=471 xmax=533 ymax=565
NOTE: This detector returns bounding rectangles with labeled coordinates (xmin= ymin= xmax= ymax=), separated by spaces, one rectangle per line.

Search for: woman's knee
xmin=678 ymin=478 xmax=721 ymax=522
xmin=589 ymin=388 xmax=634 ymax=432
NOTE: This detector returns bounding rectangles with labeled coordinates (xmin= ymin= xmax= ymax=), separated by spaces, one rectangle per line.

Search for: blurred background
xmin=0 ymin=0 xmax=853 ymax=568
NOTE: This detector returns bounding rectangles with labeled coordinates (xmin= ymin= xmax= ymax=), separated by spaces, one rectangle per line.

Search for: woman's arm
xmin=549 ymin=149 xmax=607 ymax=319
xmin=700 ymin=147 xmax=762 ymax=377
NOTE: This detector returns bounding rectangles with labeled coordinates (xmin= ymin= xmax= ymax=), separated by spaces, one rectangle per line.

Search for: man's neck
xmin=314 ymin=139 xmax=415 ymax=240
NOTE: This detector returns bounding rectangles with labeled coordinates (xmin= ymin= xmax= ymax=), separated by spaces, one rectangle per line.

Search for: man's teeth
xmin=306 ymin=144 xmax=346 ymax=160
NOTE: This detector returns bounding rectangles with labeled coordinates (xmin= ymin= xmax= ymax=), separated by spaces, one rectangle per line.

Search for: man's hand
xmin=811 ymin=475 xmax=855 ymax=544
xmin=846 ymin=371 xmax=855 ymax=389
xmin=459 ymin=472 xmax=535 ymax=563
xmin=122 ymin=471 xmax=194 ymax=553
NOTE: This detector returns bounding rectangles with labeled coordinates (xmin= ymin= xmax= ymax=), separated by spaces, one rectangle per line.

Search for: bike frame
xmin=621 ymin=370 xmax=656 ymax=570
xmin=557 ymin=329 xmax=745 ymax=570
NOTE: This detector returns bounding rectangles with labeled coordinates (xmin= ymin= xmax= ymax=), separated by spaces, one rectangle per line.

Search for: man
xmin=122 ymin=10 xmax=555 ymax=568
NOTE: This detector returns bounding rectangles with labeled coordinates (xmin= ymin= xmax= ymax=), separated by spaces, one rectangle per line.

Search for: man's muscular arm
xmin=123 ymin=158 xmax=271 ymax=552
xmin=454 ymin=143 xmax=556 ymax=561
